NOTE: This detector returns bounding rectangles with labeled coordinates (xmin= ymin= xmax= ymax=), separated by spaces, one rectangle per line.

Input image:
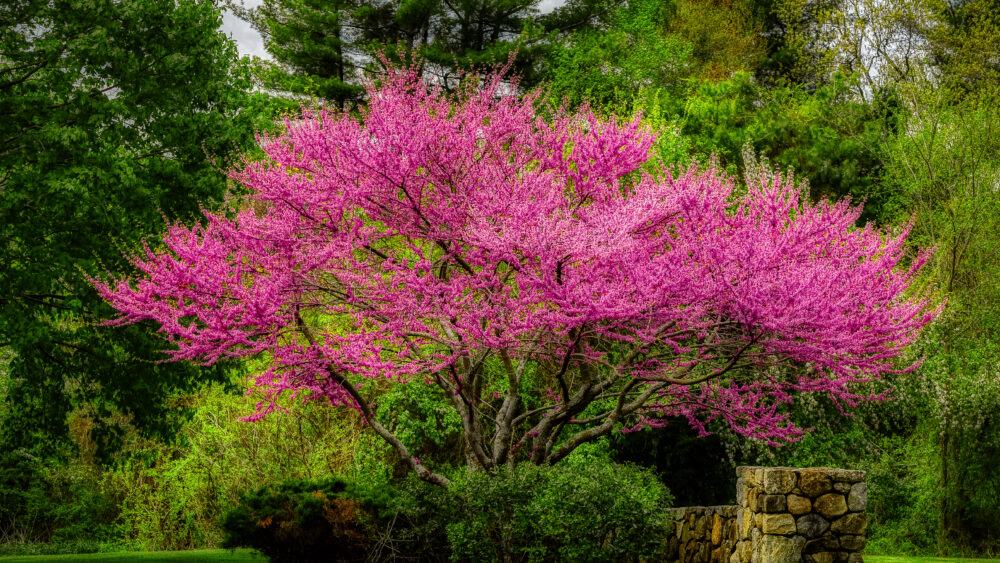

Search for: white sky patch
xmin=222 ymin=0 xmax=269 ymax=60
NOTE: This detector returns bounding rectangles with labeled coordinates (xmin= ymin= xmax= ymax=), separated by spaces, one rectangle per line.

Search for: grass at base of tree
xmin=0 ymin=549 xmax=263 ymax=562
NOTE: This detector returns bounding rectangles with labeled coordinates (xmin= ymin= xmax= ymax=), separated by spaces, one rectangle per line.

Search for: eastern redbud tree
xmin=95 ymin=65 xmax=937 ymax=487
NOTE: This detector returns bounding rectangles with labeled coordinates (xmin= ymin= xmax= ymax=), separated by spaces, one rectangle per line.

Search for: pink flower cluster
xmin=94 ymin=64 xmax=937 ymax=476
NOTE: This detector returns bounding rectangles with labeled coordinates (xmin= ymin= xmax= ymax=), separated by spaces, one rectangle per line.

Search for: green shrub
xmin=0 ymin=451 xmax=119 ymax=551
xmin=381 ymin=475 xmax=457 ymax=562
xmin=103 ymin=383 xmax=394 ymax=551
xmin=433 ymin=461 xmax=673 ymax=563
xmin=375 ymin=382 xmax=464 ymax=470
xmin=220 ymin=478 xmax=391 ymax=563
xmin=0 ymin=450 xmax=53 ymax=544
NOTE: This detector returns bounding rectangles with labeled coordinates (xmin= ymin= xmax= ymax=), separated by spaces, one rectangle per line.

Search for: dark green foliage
xmin=375 ymin=381 xmax=464 ymax=470
xmin=381 ymin=475 xmax=458 ymax=562
xmin=0 ymin=451 xmax=118 ymax=552
xmin=750 ymin=0 xmax=839 ymax=88
xmin=608 ymin=422 xmax=735 ymax=506
xmin=0 ymin=0 xmax=259 ymax=459
xmin=238 ymin=0 xmax=619 ymax=105
xmin=361 ymin=0 xmax=620 ymax=89
xmin=443 ymin=462 xmax=673 ymax=562
xmin=239 ymin=0 xmax=365 ymax=107
xmin=220 ymin=478 xmax=391 ymax=563
xmin=220 ymin=462 xmax=673 ymax=563
xmin=0 ymin=451 xmax=52 ymax=544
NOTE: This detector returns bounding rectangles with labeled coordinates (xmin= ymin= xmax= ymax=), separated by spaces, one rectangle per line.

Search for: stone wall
xmin=666 ymin=466 xmax=867 ymax=563
xmin=665 ymin=506 xmax=739 ymax=563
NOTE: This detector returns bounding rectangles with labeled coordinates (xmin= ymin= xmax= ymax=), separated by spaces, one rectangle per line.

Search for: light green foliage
xmin=667 ymin=0 xmax=764 ymax=80
xmin=559 ymin=436 xmax=615 ymax=467
xmin=633 ymin=100 xmax=695 ymax=172
xmin=543 ymin=0 xmax=692 ymax=108
xmin=878 ymin=87 xmax=1000 ymax=299
xmin=926 ymin=0 xmax=1000 ymax=93
xmin=673 ymin=73 xmax=886 ymax=209
xmin=863 ymin=432 xmax=947 ymax=555
xmin=105 ymin=384 xmax=391 ymax=550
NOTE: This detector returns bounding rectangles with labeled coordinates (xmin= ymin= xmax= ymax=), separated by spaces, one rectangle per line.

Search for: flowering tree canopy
xmin=95 ymin=65 xmax=937 ymax=487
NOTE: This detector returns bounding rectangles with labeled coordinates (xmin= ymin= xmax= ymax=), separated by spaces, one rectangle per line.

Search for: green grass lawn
xmin=0 ymin=550 xmax=263 ymax=562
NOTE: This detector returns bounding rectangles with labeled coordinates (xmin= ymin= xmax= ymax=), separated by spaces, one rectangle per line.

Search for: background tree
xmin=873 ymin=82 xmax=1000 ymax=550
xmin=0 ymin=0 xmax=258 ymax=459
xmin=540 ymin=0 xmax=692 ymax=108
xmin=96 ymin=65 xmax=936 ymax=487
xmin=232 ymin=0 xmax=618 ymax=105
xmin=825 ymin=0 xmax=935 ymax=100
xmin=667 ymin=0 xmax=764 ymax=80
xmin=752 ymin=0 xmax=841 ymax=88
xmin=233 ymin=0 xmax=365 ymax=107
xmin=928 ymin=0 xmax=1000 ymax=93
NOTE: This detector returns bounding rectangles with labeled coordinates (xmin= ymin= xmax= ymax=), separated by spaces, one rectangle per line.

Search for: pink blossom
xmin=93 ymin=63 xmax=938 ymax=485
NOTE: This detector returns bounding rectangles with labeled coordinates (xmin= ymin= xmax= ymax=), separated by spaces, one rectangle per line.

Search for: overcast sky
xmin=222 ymin=1 xmax=269 ymax=59
xmin=220 ymin=0 xmax=566 ymax=60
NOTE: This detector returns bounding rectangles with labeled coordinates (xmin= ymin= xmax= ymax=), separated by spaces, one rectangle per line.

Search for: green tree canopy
xmin=234 ymin=0 xmax=619 ymax=105
xmin=235 ymin=0 xmax=366 ymax=107
xmin=0 ymin=0 xmax=259 ymax=458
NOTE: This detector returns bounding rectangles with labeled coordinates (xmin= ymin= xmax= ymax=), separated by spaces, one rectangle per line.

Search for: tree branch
xmin=295 ymin=309 xmax=451 ymax=486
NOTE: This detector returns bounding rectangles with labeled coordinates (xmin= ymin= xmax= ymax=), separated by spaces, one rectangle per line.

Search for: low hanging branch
xmin=94 ymin=62 xmax=938 ymax=486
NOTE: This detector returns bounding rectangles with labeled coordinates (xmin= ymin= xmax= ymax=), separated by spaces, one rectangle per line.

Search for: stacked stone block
xmin=662 ymin=467 xmax=867 ymax=563
xmin=733 ymin=466 xmax=867 ymax=563
xmin=665 ymin=506 xmax=739 ymax=563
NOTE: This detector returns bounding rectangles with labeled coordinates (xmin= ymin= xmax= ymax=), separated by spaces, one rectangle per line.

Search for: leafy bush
xmin=0 ymin=451 xmax=119 ymax=552
xmin=224 ymin=460 xmax=673 ymax=563
xmin=381 ymin=475 xmax=458 ymax=562
xmin=441 ymin=461 xmax=673 ymax=563
xmin=107 ymin=453 xmax=222 ymax=551
xmin=221 ymin=478 xmax=392 ymax=563
xmin=103 ymin=382 xmax=393 ymax=551
xmin=0 ymin=450 xmax=52 ymax=545
xmin=375 ymin=382 xmax=464 ymax=470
